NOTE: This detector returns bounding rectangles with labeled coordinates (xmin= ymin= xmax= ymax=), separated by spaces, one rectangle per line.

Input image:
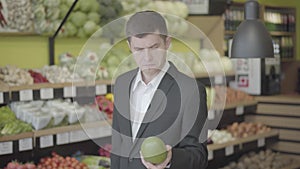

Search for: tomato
xmin=25 ymin=163 xmax=36 ymax=169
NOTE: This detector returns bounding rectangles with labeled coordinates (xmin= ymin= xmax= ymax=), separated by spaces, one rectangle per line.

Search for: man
xmin=111 ymin=11 xmax=208 ymax=169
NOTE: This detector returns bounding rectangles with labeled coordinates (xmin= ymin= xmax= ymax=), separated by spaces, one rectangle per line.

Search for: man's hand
xmin=140 ymin=145 xmax=172 ymax=169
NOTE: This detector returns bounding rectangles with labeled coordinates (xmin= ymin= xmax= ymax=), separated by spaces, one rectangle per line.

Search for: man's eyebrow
xmin=134 ymin=43 xmax=159 ymax=50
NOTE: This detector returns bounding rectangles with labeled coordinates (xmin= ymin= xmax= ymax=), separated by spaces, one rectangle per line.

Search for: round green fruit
xmin=141 ymin=136 xmax=167 ymax=164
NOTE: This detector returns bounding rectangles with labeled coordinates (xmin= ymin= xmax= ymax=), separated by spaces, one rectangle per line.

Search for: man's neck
xmin=141 ymin=70 xmax=160 ymax=84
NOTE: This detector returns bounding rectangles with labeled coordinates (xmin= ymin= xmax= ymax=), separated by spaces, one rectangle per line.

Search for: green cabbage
xmin=71 ymin=11 xmax=87 ymax=27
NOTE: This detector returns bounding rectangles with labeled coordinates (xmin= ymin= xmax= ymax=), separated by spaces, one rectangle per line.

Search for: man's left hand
xmin=140 ymin=145 xmax=172 ymax=169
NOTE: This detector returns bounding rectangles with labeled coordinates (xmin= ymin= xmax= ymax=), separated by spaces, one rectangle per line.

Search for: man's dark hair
xmin=125 ymin=11 xmax=168 ymax=42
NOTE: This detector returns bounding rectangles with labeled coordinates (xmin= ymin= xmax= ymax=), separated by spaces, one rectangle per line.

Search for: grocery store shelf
xmin=9 ymin=79 xmax=112 ymax=91
xmin=269 ymin=31 xmax=295 ymax=36
xmin=223 ymin=100 xmax=257 ymax=110
xmin=255 ymin=94 xmax=300 ymax=105
xmin=208 ymin=130 xmax=278 ymax=151
xmin=225 ymin=30 xmax=295 ymax=36
xmin=35 ymin=120 xmax=112 ymax=137
xmin=0 ymin=32 xmax=38 ymax=36
xmin=0 ymin=132 xmax=34 ymax=142
xmin=281 ymin=58 xmax=296 ymax=62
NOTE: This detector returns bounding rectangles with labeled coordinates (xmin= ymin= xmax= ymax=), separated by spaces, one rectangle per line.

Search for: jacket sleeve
xmin=170 ymin=83 xmax=208 ymax=169
xmin=110 ymin=103 xmax=122 ymax=169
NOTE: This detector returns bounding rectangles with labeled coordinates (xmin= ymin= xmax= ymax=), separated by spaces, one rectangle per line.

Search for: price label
xmin=225 ymin=145 xmax=234 ymax=156
xmin=40 ymin=88 xmax=54 ymax=99
xmin=101 ymin=125 xmax=112 ymax=137
xmin=20 ymin=89 xmax=33 ymax=101
xmin=96 ymin=85 xmax=107 ymax=95
xmin=70 ymin=130 xmax=89 ymax=143
xmin=208 ymin=150 xmax=213 ymax=160
xmin=63 ymin=86 xmax=76 ymax=97
xmin=19 ymin=138 xmax=33 ymax=151
xmin=86 ymin=128 xmax=102 ymax=139
xmin=258 ymin=138 xmax=265 ymax=147
xmin=40 ymin=135 xmax=53 ymax=148
xmin=236 ymin=106 xmax=244 ymax=116
xmin=214 ymin=75 xmax=223 ymax=85
xmin=0 ymin=142 xmax=13 ymax=155
xmin=56 ymin=132 xmax=69 ymax=145
xmin=0 ymin=92 xmax=3 ymax=104
xmin=207 ymin=109 xmax=215 ymax=120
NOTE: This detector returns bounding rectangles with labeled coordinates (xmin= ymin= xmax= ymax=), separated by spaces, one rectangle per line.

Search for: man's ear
xmin=165 ymin=36 xmax=172 ymax=49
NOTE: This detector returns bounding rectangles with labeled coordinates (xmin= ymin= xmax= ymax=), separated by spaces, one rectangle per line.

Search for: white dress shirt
xmin=130 ymin=61 xmax=170 ymax=141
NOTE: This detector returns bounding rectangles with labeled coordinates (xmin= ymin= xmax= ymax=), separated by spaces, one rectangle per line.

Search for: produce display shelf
xmin=269 ymin=31 xmax=295 ymax=36
xmin=8 ymin=79 xmax=112 ymax=91
xmin=207 ymin=100 xmax=257 ymax=129
xmin=0 ymin=132 xmax=33 ymax=142
xmin=195 ymin=71 xmax=235 ymax=86
xmin=0 ymin=120 xmax=112 ymax=142
xmin=6 ymin=80 xmax=112 ymax=101
xmin=218 ymin=100 xmax=257 ymax=110
xmin=34 ymin=120 xmax=112 ymax=137
xmin=255 ymin=94 xmax=300 ymax=105
xmin=207 ymin=129 xmax=278 ymax=151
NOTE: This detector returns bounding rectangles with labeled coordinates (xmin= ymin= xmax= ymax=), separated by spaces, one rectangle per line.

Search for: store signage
xmin=20 ymin=89 xmax=33 ymax=101
xmin=0 ymin=92 xmax=3 ymax=104
xmin=86 ymin=127 xmax=103 ymax=139
xmin=19 ymin=138 xmax=33 ymax=151
xmin=96 ymin=85 xmax=107 ymax=95
xmin=40 ymin=88 xmax=54 ymax=99
xmin=235 ymin=106 xmax=244 ymax=115
xmin=40 ymin=135 xmax=54 ymax=148
xmin=63 ymin=86 xmax=76 ymax=97
xmin=0 ymin=142 xmax=13 ymax=155
xmin=225 ymin=145 xmax=234 ymax=156
xmin=56 ymin=132 xmax=70 ymax=145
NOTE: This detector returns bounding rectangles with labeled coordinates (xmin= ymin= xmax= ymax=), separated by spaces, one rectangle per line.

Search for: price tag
xmin=235 ymin=106 xmax=244 ymax=116
xmin=225 ymin=145 xmax=234 ymax=156
xmin=207 ymin=109 xmax=215 ymax=120
xmin=70 ymin=130 xmax=89 ymax=143
xmin=101 ymin=125 xmax=112 ymax=137
xmin=0 ymin=142 xmax=13 ymax=155
xmin=40 ymin=88 xmax=54 ymax=99
xmin=0 ymin=92 xmax=3 ymax=104
xmin=208 ymin=150 xmax=213 ymax=160
xmin=40 ymin=135 xmax=53 ymax=148
xmin=20 ymin=89 xmax=33 ymax=101
xmin=96 ymin=85 xmax=107 ymax=95
xmin=86 ymin=127 xmax=102 ymax=139
xmin=258 ymin=138 xmax=265 ymax=147
xmin=63 ymin=86 xmax=76 ymax=97
xmin=214 ymin=75 xmax=223 ymax=85
xmin=19 ymin=138 xmax=33 ymax=151
xmin=56 ymin=132 xmax=69 ymax=145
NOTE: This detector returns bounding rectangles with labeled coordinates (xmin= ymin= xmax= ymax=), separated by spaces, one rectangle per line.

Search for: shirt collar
xmin=132 ymin=61 xmax=170 ymax=91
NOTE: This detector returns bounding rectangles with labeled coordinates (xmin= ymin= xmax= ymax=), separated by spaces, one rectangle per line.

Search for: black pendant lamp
xmin=230 ymin=0 xmax=274 ymax=58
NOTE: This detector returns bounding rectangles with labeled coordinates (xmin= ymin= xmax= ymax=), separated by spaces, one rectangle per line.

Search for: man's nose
xmin=144 ymin=49 xmax=152 ymax=62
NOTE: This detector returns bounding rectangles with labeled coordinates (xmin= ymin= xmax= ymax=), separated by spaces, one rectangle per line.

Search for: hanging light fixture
xmin=230 ymin=0 xmax=274 ymax=58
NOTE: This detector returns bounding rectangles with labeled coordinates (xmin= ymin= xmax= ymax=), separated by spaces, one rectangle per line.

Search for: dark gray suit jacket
xmin=111 ymin=62 xmax=208 ymax=169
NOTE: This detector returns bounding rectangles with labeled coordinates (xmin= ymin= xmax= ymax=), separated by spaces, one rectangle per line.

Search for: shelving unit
xmin=207 ymin=130 xmax=279 ymax=168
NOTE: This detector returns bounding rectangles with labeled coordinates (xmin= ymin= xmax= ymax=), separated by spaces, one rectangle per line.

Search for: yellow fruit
xmin=105 ymin=93 xmax=114 ymax=102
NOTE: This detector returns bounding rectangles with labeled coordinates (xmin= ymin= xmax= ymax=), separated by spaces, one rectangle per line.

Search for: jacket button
xmin=129 ymin=158 xmax=133 ymax=162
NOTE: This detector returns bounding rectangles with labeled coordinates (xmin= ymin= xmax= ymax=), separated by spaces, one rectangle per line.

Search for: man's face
xmin=128 ymin=34 xmax=171 ymax=76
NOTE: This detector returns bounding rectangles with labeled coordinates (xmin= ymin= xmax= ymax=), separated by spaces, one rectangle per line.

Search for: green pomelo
xmin=141 ymin=136 xmax=167 ymax=164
